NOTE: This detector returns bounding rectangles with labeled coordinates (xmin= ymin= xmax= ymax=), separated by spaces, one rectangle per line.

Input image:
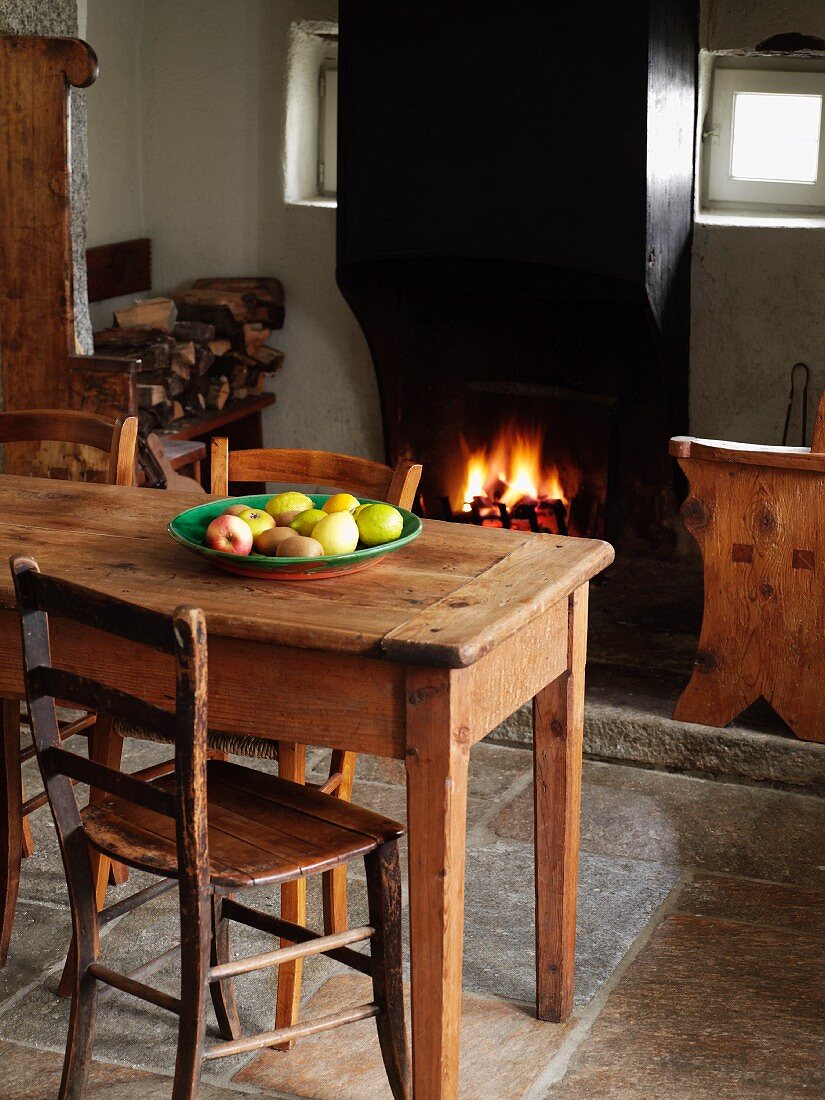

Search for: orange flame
xmin=460 ymin=422 xmax=566 ymax=511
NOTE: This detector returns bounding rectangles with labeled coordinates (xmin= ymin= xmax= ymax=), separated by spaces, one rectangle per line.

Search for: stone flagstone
xmin=234 ymin=973 xmax=573 ymax=1099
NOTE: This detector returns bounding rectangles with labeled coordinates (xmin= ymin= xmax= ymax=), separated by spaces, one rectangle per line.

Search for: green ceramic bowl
xmin=168 ymin=494 xmax=422 ymax=580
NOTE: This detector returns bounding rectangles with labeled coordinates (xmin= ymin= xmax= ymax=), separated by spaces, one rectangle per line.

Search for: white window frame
xmin=318 ymin=61 xmax=338 ymax=197
xmin=701 ymin=58 xmax=825 ymax=218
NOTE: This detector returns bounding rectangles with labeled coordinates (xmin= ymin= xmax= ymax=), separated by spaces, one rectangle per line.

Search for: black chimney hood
xmin=336 ymin=1 xmax=697 ymax=551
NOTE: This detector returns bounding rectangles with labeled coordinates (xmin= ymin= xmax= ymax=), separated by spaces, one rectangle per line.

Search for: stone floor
xmin=1 ymin=735 xmax=824 ymax=1098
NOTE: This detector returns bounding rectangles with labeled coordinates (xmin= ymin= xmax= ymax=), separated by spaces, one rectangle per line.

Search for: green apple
xmin=236 ymin=507 xmax=276 ymax=539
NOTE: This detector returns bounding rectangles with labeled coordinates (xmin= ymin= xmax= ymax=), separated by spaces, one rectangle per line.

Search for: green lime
xmin=265 ymin=491 xmax=313 ymax=518
xmin=289 ymin=508 xmax=327 ymax=538
xmin=355 ymin=503 xmax=403 ymax=547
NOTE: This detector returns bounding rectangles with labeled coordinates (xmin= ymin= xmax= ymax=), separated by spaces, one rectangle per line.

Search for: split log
xmin=206 ymin=376 xmax=230 ymax=410
xmin=192 ymin=277 xmax=285 ymax=328
xmin=114 ymin=297 xmax=178 ymax=332
xmin=193 ymin=347 xmax=214 ymax=376
xmin=173 ymin=299 xmax=243 ymax=340
xmin=243 ymin=323 xmax=271 ymax=357
xmin=172 ymin=341 xmax=196 ymax=367
xmin=137 ymin=383 xmax=167 ymax=408
xmin=250 ymin=344 xmax=284 ymax=371
xmin=173 ymin=320 xmax=215 ymax=343
xmin=172 ymin=288 xmax=254 ymax=323
xmin=208 ymin=339 xmax=232 ymax=357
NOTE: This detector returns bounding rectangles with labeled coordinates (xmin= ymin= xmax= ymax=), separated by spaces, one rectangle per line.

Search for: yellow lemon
xmin=312 ymin=511 xmax=359 ymax=555
xmin=323 ymin=492 xmax=360 ymax=514
xmin=265 ymin=491 xmax=313 ymax=518
xmin=289 ymin=508 xmax=327 ymax=537
xmin=352 ymin=503 xmax=371 ymax=519
xmin=355 ymin=503 xmax=403 ymax=547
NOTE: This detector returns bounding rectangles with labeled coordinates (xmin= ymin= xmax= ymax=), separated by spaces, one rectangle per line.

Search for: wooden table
xmin=0 ymin=476 xmax=613 ymax=1097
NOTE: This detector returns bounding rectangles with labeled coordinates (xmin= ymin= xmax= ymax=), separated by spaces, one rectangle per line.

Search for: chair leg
xmin=366 ymin=841 xmax=410 ymax=1100
xmin=322 ymin=750 xmax=357 ymax=936
xmin=210 ymin=895 xmax=241 ymax=1040
xmin=60 ymin=957 xmax=99 ymax=1099
xmin=57 ymin=715 xmax=124 ymax=998
xmin=274 ymin=741 xmax=307 ymax=1047
xmin=59 ymin=862 xmax=101 ymax=1100
xmin=0 ymin=699 xmax=22 ymax=966
xmin=21 ymin=798 xmax=34 ymax=859
xmin=173 ymin=885 xmax=211 ymax=1100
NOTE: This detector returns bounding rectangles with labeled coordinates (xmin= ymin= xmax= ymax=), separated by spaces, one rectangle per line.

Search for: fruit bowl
xmin=167 ymin=494 xmax=422 ymax=580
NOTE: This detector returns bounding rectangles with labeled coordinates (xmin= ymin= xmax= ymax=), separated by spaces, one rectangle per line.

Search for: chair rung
xmin=202 ymin=1002 xmax=381 ymax=1060
xmin=99 ymin=877 xmax=177 ymax=926
xmin=208 ymin=924 xmax=374 ymax=982
xmin=221 ymin=898 xmax=373 ymax=976
xmin=88 ymin=962 xmax=181 ymax=1015
xmin=58 ymin=714 xmax=97 ymax=739
xmin=316 ymin=771 xmax=342 ymax=795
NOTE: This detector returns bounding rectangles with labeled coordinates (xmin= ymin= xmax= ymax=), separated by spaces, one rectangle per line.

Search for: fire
xmin=460 ymin=421 xmax=567 ymax=512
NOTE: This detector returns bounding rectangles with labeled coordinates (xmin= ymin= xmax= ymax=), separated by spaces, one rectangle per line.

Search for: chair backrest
xmin=210 ymin=438 xmax=422 ymax=509
xmin=0 ymin=409 xmax=138 ymax=486
xmin=10 ymin=555 xmax=209 ymax=909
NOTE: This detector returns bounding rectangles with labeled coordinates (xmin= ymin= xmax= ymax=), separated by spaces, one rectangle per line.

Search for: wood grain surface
xmin=674 ymin=456 xmax=824 ymax=742
xmin=0 ymin=37 xmax=98 ymax=474
xmin=0 ymin=476 xmax=612 ymax=667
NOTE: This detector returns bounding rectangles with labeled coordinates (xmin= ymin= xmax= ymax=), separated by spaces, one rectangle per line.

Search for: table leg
xmin=0 ymin=698 xmax=22 ymax=966
xmin=406 ymin=668 xmax=470 ymax=1100
xmin=322 ymin=748 xmax=356 ymax=935
xmin=534 ymin=584 xmax=588 ymax=1022
xmin=273 ymin=740 xmax=307 ymax=1046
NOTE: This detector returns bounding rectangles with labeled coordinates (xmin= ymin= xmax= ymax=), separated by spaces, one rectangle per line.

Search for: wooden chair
xmin=670 ymin=389 xmax=825 ymax=742
xmin=211 ymin=438 xmax=421 ymax=1038
xmin=11 ymin=555 xmax=410 ymax=1100
xmin=0 ymin=409 xmax=138 ymax=966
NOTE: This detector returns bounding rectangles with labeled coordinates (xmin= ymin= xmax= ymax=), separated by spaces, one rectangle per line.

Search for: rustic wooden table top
xmin=0 ymin=476 xmax=613 ymax=667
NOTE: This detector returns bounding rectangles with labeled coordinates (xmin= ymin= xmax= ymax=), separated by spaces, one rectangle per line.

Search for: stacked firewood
xmin=92 ymin=278 xmax=284 ymax=433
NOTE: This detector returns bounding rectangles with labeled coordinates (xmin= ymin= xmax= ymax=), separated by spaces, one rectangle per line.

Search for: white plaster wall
xmin=84 ymin=0 xmax=146 ymax=332
xmin=83 ymin=0 xmax=382 ymax=460
xmin=692 ymin=0 xmax=825 ymax=443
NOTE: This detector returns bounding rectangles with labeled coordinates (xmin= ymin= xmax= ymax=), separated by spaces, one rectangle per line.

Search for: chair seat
xmin=82 ymin=759 xmax=404 ymax=889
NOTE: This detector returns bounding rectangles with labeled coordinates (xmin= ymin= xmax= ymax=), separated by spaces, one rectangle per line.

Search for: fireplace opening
xmin=426 ymin=383 xmax=613 ymax=539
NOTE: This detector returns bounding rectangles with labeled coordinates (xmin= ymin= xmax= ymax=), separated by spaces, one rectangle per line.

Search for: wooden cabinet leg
xmin=273 ymin=741 xmax=307 ymax=1046
xmin=405 ymin=668 xmax=470 ymax=1100
xmin=534 ymin=585 xmax=588 ymax=1023
xmin=0 ymin=698 xmax=22 ymax=966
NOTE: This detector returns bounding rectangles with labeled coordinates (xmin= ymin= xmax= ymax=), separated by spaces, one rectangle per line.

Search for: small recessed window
xmin=701 ymin=60 xmax=825 ymax=218
xmin=318 ymin=61 xmax=338 ymax=196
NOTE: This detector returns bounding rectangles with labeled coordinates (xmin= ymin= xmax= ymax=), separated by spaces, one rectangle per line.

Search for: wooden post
xmin=0 ymin=36 xmax=98 ymax=473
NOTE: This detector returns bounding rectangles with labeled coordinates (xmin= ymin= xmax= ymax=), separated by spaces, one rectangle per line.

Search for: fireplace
xmin=336 ymin=2 xmax=697 ymax=553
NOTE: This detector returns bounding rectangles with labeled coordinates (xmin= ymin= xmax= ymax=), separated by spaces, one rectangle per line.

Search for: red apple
xmin=223 ymin=503 xmax=250 ymax=517
xmin=205 ymin=514 xmax=253 ymax=556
